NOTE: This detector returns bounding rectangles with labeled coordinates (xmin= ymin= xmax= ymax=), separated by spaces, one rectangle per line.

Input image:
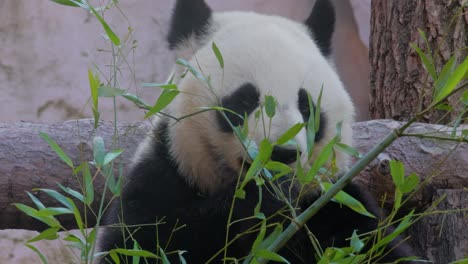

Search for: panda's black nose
xmin=271 ymin=146 xmax=300 ymax=164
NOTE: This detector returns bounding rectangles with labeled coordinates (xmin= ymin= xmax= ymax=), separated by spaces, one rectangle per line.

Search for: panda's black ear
xmin=167 ymin=0 xmax=212 ymax=50
xmin=304 ymin=0 xmax=335 ymax=57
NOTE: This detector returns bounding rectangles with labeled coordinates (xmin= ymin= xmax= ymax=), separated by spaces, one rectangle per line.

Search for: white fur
xmin=162 ymin=12 xmax=354 ymax=193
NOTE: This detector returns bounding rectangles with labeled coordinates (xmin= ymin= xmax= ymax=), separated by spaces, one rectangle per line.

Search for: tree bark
xmin=369 ymin=0 xmax=467 ymax=123
xmin=0 ymin=120 xmax=466 ymax=262
xmin=0 ymin=120 xmax=150 ymax=230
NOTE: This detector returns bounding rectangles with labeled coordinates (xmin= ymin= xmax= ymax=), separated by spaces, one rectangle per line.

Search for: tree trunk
xmin=369 ymin=0 xmax=467 ymax=123
xmin=0 ymin=120 xmax=466 ymax=262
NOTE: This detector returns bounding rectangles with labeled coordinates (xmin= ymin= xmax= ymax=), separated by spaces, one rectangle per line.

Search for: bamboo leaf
xmin=93 ymin=137 xmax=106 ymax=167
xmin=212 ymin=42 xmax=224 ymax=69
xmin=141 ymin=83 xmax=178 ymax=90
xmin=25 ymin=244 xmax=49 ymax=264
xmin=144 ymin=89 xmax=179 ymax=119
xmin=89 ymin=6 xmax=121 ymax=46
xmin=49 ymin=0 xmax=80 ymax=7
xmin=40 ymin=132 xmax=74 ymax=168
xmin=103 ymin=149 xmax=124 ymax=166
xmin=275 ymin=123 xmax=304 ymax=145
xmin=83 ymin=162 xmax=94 ymax=205
xmin=390 ymin=160 xmax=405 ymax=187
xmin=400 ymin=173 xmax=420 ymax=193
xmin=322 ymin=182 xmax=375 ymax=218
xmin=27 ymin=227 xmax=60 ymax=243
xmin=434 ymin=56 xmax=468 ymax=103
xmin=265 ymin=95 xmax=276 ymax=118
xmin=410 ymin=43 xmax=437 ymax=80
xmin=304 ymin=137 xmax=337 ymax=183
xmin=99 ymin=85 xmax=126 ymax=97
xmin=122 ymin=92 xmax=152 ymax=110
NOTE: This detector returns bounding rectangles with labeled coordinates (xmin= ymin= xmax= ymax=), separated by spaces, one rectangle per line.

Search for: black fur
xmin=167 ymin=0 xmax=212 ymax=50
xmin=298 ymin=88 xmax=327 ymax=142
xmin=271 ymin=146 xmax=299 ymax=164
xmin=304 ymin=0 xmax=335 ymax=56
xmin=216 ymin=83 xmax=260 ymax=133
xmin=99 ymin=120 xmax=415 ymax=264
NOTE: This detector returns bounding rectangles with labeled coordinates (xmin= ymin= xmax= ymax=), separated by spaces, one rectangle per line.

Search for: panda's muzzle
xmin=271 ymin=146 xmax=300 ymax=164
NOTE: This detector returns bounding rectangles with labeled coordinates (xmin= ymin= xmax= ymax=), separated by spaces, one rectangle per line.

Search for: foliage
xmin=13 ymin=1 xmax=468 ymax=264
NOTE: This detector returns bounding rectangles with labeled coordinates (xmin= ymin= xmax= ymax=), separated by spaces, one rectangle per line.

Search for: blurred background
xmin=0 ymin=0 xmax=371 ymax=122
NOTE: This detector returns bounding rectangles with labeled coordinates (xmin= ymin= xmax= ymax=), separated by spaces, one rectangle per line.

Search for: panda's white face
xmin=159 ymin=1 xmax=354 ymax=193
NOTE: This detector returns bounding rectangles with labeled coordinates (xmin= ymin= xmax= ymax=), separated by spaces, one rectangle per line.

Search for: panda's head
xmin=162 ymin=0 xmax=354 ymax=193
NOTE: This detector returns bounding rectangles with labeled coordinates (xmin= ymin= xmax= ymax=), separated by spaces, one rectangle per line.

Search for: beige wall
xmin=0 ymin=0 xmax=370 ymax=122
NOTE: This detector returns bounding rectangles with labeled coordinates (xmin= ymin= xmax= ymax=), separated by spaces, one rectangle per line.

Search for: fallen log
xmin=0 ymin=119 xmax=466 ymax=262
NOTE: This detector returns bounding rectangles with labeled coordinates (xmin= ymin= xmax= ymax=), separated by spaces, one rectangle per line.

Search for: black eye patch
xmin=298 ymin=88 xmax=312 ymax=122
xmin=216 ymin=83 xmax=260 ymax=133
xmin=297 ymin=88 xmax=326 ymax=142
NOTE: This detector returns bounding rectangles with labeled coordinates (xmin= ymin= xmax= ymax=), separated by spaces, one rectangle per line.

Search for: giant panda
xmin=98 ymin=0 xmax=415 ymax=263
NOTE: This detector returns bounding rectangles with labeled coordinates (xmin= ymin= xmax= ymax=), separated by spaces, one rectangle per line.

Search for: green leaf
xmin=103 ymin=149 xmax=124 ymax=166
xmin=373 ymin=211 xmax=414 ymax=249
xmin=82 ymin=162 xmax=94 ymax=205
xmin=49 ymin=0 xmax=80 ymax=7
xmin=178 ymin=251 xmax=188 ymax=264
xmin=36 ymin=207 xmax=73 ymax=217
xmin=27 ymin=227 xmax=60 ymax=243
xmin=37 ymin=188 xmax=83 ymax=231
xmin=258 ymin=139 xmax=273 ymax=164
xmin=89 ymin=6 xmax=121 ymax=46
xmin=434 ymin=56 xmax=468 ymax=103
xmin=212 ymin=42 xmax=224 ymax=69
xmin=265 ymin=161 xmax=292 ymax=180
xmin=304 ymin=137 xmax=337 ymax=183
xmin=98 ymin=85 xmax=126 ymax=97
xmin=251 ymin=221 xmax=267 ymax=253
xmin=122 ymin=92 xmax=152 ymax=110
xmin=235 ymin=188 xmax=246 ymax=199
xmin=258 ymin=224 xmax=283 ymax=250
xmin=37 ymin=189 xmax=74 ymax=210
xmin=144 ymin=89 xmax=179 ymax=119
xmin=255 ymin=249 xmax=289 ymax=263
xmin=106 ymin=166 xmax=123 ymax=196
xmin=176 ymin=59 xmax=207 ymax=83
xmin=160 ymin=248 xmax=171 ymax=264
xmin=322 ymin=182 xmax=376 ymax=218
xmin=141 ymin=83 xmax=178 ymax=90
xmin=39 ymin=132 xmax=74 ymax=168
xmin=295 ymin=154 xmax=306 ymax=183
xmin=26 ymin=191 xmax=46 ymax=210
xmin=264 ymin=95 xmax=276 ymax=118
xmin=350 ymin=230 xmax=364 ymax=252
xmin=14 ymin=203 xmax=60 ymax=227
xmin=57 ymin=183 xmax=85 ymax=203
xmin=400 ymin=173 xmax=420 ymax=193
xmin=109 ymin=251 xmax=121 ymax=264
xmin=335 ymin=143 xmax=362 ymax=158
xmin=25 ymin=244 xmax=49 ymax=264
xmin=390 ymin=160 xmax=405 ymax=187
xmin=93 ymin=137 xmax=106 ymax=167
xmin=410 ymin=43 xmax=437 ymax=80
xmin=434 ymin=104 xmax=453 ymax=111
xmin=275 ymin=123 xmax=305 ymax=145
xmin=462 ymin=90 xmax=468 ymax=105
xmin=132 ymin=241 xmax=141 ymax=264
xmin=109 ymin=248 xmax=160 ymax=259
xmin=88 ymin=69 xmax=100 ymax=128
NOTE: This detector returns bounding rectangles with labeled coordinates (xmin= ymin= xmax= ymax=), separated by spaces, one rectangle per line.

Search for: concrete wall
xmin=0 ymin=0 xmax=370 ymax=122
